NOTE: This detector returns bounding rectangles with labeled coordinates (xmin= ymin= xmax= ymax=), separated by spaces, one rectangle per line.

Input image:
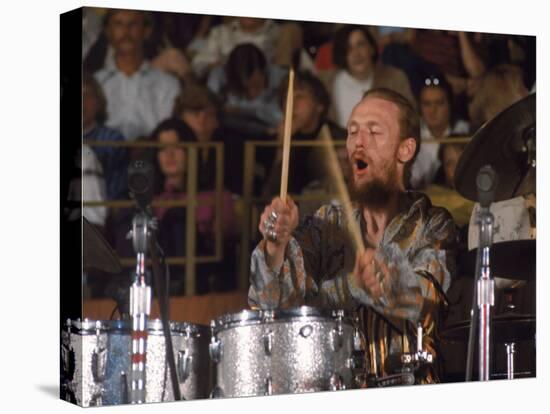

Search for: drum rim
xmin=65 ymin=318 xmax=210 ymax=337
xmin=210 ymin=306 xmax=351 ymax=333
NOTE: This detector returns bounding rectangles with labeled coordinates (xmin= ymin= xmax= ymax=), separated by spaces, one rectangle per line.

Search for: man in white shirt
xmin=94 ymin=9 xmax=180 ymax=141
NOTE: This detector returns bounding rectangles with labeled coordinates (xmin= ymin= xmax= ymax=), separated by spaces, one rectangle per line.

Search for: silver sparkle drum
xmin=209 ymin=307 xmax=359 ymax=398
xmin=61 ymin=319 xmax=210 ymax=406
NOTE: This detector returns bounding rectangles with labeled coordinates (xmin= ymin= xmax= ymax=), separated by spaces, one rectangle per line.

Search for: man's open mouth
xmin=356 ymin=159 xmax=368 ymax=171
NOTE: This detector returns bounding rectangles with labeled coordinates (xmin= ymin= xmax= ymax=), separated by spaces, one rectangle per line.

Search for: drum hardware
xmin=208 ymin=331 xmax=222 ymax=363
xmin=331 ymin=313 xmax=345 ymax=352
xmin=265 ymin=377 xmax=273 ymax=396
xmin=263 ymin=330 xmax=274 ymax=355
xmin=120 ymin=371 xmax=129 ymax=405
xmin=401 ymin=323 xmax=434 ymax=367
xmin=299 ymin=325 xmax=313 ymax=338
xmin=177 ymin=349 xmax=192 ymax=383
xmin=329 ymin=373 xmax=345 ymax=391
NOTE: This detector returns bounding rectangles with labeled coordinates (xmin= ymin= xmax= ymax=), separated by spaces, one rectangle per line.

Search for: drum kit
xmin=62 ymin=93 xmax=536 ymax=406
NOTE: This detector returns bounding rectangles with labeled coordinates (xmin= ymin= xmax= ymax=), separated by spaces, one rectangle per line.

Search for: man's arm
xmin=321 ymin=207 xmax=456 ymax=323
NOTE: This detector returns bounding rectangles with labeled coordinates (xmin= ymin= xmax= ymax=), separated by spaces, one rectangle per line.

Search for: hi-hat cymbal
xmin=458 ymin=239 xmax=536 ymax=281
xmin=455 ymin=93 xmax=535 ymax=202
xmin=442 ymin=313 xmax=535 ymax=343
xmin=83 ymin=217 xmax=122 ymax=274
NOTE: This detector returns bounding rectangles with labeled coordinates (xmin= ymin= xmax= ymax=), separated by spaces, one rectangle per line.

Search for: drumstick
xmin=320 ymin=125 xmax=365 ymax=254
xmin=279 ymin=67 xmax=295 ymax=202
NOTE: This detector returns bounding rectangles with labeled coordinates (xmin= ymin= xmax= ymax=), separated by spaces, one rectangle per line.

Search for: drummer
xmin=249 ymin=87 xmax=457 ymax=383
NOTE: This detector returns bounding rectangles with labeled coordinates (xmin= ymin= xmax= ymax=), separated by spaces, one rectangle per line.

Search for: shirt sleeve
xmin=248 ymin=206 xmax=338 ymax=309
xmin=321 ymin=207 xmax=456 ymax=324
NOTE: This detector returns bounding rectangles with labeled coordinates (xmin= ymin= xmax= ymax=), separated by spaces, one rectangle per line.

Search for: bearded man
xmin=248 ymin=88 xmax=457 ymax=384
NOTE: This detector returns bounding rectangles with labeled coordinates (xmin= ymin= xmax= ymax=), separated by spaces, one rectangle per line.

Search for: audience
xmin=83 ymin=72 xmax=129 ymax=200
xmin=321 ymin=25 xmax=415 ymax=128
xmin=94 ymin=9 xmax=181 ymax=141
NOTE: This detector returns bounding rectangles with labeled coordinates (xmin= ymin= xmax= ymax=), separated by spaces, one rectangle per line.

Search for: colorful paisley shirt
xmin=248 ymin=191 xmax=457 ymax=383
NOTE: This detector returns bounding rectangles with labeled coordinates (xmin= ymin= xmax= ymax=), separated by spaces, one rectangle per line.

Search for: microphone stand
xmin=128 ymin=211 xmax=153 ymax=404
xmin=465 ymin=165 xmax=497 ymax=381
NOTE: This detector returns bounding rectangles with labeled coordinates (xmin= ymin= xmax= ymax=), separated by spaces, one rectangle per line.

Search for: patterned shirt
xmin=249 ymin=191 xmax=457 ymax=382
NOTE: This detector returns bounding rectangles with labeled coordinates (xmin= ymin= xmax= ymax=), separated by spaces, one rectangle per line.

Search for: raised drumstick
xmin=319 ymin=125 xmax=365 ymax=254
xmin=279 ymin=67 xmax=295 ymax=202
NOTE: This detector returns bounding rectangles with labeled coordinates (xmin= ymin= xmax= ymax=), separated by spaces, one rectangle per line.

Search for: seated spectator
xmin=94 ymin=9 xmax=181 ymax=141
xmin=191 ymin=17 xmax=303 ymax=79
xmin=410 ymin=76 xmax=469 ymax=189
xmin=172 ymin=83 xmax=221 ymax=191
xmin=152 ymin=118 xmax=237 ymax=294
xmin=207 ymin=43 xmax=286 ymax=136
xmin=321 ymin=25 xmax=415 ymax=128
xmin=83 ymin=72 xmax=129 ymax=200
xmin=264 ymin=70 xmax=347 ymax=198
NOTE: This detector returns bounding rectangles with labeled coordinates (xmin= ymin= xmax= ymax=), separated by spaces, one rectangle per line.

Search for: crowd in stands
xmin=80 ymin=7 xmax=536 ymax=298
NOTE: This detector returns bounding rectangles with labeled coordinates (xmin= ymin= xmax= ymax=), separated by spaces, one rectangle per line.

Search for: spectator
xmin=152 ymin=118 xmax=237 ymax=294
xmin=191 ymin=17 xmax=303 ymax=79
xmin=410 ymin=76 xmax=469 ymax=189
xmin=321 ymin=25 xmax=415 ymax=128
xmin=207 ymin=43 xmax=286 ymax=135
xmin=264 ymin=70 xmax=347 ymax=198
xmin=83 ymin=71 xmax=129 ymax=200
xmin=173 ymin=83 xmax=222 ymax=191
xmin=94 ymin=9 xmax=180 ymax=141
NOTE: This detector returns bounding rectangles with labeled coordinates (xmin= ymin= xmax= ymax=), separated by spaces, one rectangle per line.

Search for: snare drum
xmin=61 ymin=319 xmax=210 ymax=406
xmin=209 ymin=307 xmax=359 ymax=398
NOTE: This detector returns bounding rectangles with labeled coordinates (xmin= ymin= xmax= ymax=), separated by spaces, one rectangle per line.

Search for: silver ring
xmin=270 ymin=211 xmax=278 ymax=221
xmin=268 ymin=229 xmax=277 ymax=242
xmin=264 ymin=218 xmax=275 ymax=231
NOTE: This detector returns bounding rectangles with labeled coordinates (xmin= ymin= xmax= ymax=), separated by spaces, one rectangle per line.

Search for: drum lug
xmin=331 ymin=328 xmax=344 ymax=352
xmin=264 ymin=376 xmax=273 ymax=396
xmin=177 ymin=349 xmax=192 ymax=383
xmin=262 ymin=330 xmax=274 ymax=355
xmin=209 ymin=337 xmax=222 ymax=363
xmin=331 ymin=313 xmax=344 ymax=351
xmin=329 ymin=373 xmax=345 ymax=391
xmin=120 ymin=371 xmax=129 ymax=404
xmin=210 ymin=385 xmax=224 ymax=399
xmin=353 ymin=327 xmax=362 ymax=351
xmin=91 ymin=348 xmax=107 ymax=383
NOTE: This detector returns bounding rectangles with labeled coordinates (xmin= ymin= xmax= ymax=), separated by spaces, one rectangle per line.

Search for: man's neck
xmin=361 ymin=192 xmax=402 ymax=246
xmin=115 ymin=51 xmax=144 ymax=76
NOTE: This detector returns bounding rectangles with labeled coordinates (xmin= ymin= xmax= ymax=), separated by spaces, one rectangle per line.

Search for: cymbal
xmin=455 ymin=93 xmax=535 ymax=202
xmin=83 ymin=217 xmax=122 ymax=274
xmin=458 ymin=239 xmax=535 ymax=281
xmin=442 ymin=313 xmax=535 ymax=343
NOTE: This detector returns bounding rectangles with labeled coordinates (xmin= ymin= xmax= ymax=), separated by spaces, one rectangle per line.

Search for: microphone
xmin=476 ymin=165 xmax=498 ymax=209
xmin=128 ymin=160 xmax=155 ymax=213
